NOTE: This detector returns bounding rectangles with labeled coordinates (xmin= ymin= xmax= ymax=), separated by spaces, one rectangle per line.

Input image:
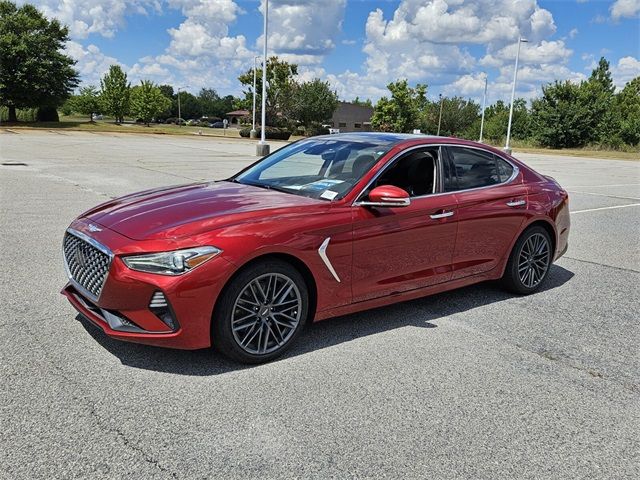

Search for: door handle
xmin=506 ymin=199 xmax=526 ymax=207
xmin=430 ymin=210 xmax=454 ymax=219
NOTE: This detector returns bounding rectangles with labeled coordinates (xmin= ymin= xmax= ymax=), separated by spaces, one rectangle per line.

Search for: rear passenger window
xmin=447 ymin=147 xmax=500 ymax=190
xmin=496 ymin=157 xmax=514 ymax=182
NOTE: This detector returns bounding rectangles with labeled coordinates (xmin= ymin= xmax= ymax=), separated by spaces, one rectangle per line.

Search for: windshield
xmin=232 ymin=138 xmax=392 ymax=201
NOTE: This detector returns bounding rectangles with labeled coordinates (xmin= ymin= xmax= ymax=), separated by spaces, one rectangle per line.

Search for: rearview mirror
xmin=358 ymin=185 xmax=410 ymax=208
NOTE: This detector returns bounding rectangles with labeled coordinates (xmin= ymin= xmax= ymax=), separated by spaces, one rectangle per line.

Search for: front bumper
xmin=62 ymin=220 xmax=237 ymax=350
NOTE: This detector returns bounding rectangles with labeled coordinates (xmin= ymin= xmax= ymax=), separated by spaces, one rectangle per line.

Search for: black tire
xmin=502 ymin=225 xmax=553 ymax=295
xmin=212 ymin=259 xmax=309 ymax=364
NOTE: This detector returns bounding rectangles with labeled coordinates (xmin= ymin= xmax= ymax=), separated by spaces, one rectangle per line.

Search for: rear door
xmin=444 ymin=146 xmax=527 ymax=280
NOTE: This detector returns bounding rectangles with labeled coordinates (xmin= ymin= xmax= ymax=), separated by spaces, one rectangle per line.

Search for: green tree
xmin=371 ymin=80 xmax=427 ymax=132
xmin=423 ymin=96 xmax=479 ymax=136
xmin=288 ymin=79 xmax=338 ymax=129
xmin=130 ymin=80 xmax=171 ymax=126
xmin=582 ymin=57 xmax=617 ymax=144
xmin=351 ymin=97 xmax=373 ymax=107
xmin=158 ymin=84 xmax=174 ymax=99
xmin=100 ymin=65 xmax=130 ymax=123
xmin=475 ymin=99 xmax=530 ymax=142
xmin=70 ymin=85 xmax=100 ymax=122
xmin=198 ymin=88 xmax=220 ymax=117
xmin=531 ymin=80 xmax=590 ymax=148
xmin=238 ymin=56 xmax=298 ymax=126
xmin=173 ymin=90 xmax=200 ymax=119
xmin=0 ymin=1 xmax=78 ymax=122
xmin=616 ymin=76 xmax=640 ymax=145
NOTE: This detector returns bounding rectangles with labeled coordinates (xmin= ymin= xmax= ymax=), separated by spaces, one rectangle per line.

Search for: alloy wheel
xmin=517 ymin=232 xmax=550 ymax=289
xmin=231 ymin=273 xmax=302 ymax=355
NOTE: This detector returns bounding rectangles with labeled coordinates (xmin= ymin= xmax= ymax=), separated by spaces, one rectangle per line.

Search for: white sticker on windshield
xmin=320 ymin=190 xmax=339 ymax=200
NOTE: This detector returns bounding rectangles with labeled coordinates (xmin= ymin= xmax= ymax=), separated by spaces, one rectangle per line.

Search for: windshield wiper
xmin=241 ymin=181 xmax=293 ymax=195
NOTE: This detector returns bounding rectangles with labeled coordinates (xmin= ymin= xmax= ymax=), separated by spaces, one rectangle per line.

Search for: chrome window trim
xmin=352 ymin=143 xmax=520 ymax=205
xmin=63 ymin=227 xmax=114 ymax=302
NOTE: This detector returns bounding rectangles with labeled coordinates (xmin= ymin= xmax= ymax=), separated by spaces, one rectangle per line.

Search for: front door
xmin=351 ymin=147 xmax=458 ymax=302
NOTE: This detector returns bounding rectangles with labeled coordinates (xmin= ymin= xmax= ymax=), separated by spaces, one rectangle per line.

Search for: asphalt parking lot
xmin=1 ymin=130 xmax=638 ymax=479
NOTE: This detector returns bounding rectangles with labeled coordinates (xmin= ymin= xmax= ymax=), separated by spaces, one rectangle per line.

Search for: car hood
xmin=83 ymin=181 xmax=327 ymax=240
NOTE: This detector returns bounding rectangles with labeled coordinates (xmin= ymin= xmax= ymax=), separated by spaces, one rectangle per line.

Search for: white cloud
xmin=257 ymin=0 xmax=347 ymax=65
xmin=569 ymin=28 xmax=579 ymax=39
xmin=65 ymin=41 xmax=125 ymax=85
xmin=611 ymin=56 xmax=640 ymax=88
xmin=610 ymin=0 xmax=640 ymax=20
xmin=166 ymin=0 xmax=250 ymax=59
xmin=25 ymin=1 xmax=160 ymax=38
xmin=341 ymin=0 xmax=579 ymax=103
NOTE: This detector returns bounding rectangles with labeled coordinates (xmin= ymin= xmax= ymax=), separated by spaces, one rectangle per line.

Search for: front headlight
xmin=122 ymin=246 xmax=222 ymax=275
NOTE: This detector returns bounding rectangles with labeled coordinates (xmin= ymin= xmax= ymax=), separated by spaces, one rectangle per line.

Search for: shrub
xmin=239 ymin=126 xmax=291 ymax=140
xmin=305 ymin=123 xmax=330 ymax=136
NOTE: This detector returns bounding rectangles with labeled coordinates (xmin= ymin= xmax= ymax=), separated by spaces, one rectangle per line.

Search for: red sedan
xmin=62 ymin=133 xmax=570 ymax=363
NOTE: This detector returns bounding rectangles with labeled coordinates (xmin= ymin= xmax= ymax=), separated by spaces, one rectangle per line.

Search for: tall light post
xmin=250 ymin=55 xmax=260 ymax=139
xmin=504 ymin=36 xmax=527 ymax=154
xmin=479 ymin=73 xmax=488 ymax=143
xmin=256 ymin=0 xmax=270 ymax=156
xmin=177 ymin=85 xmax=190 ymax=127
xmin=437 ymin=94 xmax=443 ymax=136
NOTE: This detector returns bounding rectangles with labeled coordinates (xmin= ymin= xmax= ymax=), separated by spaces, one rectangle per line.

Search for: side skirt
xmin=313 ymin=269 xmax=501 ymax=322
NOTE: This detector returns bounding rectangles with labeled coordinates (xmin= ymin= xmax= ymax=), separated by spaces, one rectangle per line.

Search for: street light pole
xmin=505 ymin=36 xmax=527 ymax=154
xmin=479 ymin=73 xmax=488 ymax=143
xmin=177 ymin=87 xmax=181 ymax=127
xmin=437 ymin=94 xmax=443 ymax=136
xmin=176 ymin=85 xmax=190 ymax=127
xmin=250 ymin=56 xmax=259 ymax=139
xmin=256 ymin=0 xmax=270 ymax=156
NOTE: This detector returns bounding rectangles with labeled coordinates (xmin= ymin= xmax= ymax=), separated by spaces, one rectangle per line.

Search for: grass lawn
xmin=2 ymin=116 xmax=638 ymax=160
xmin=2 ymin=115 xmax=243 ymax=138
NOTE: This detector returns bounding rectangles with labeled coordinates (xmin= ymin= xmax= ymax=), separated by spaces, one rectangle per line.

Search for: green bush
xmin=239 ymin=126 xmax=291 ymax=140
xmin=0 ymin=106 xmax=37 ymax=122
xmin=305 ymin=123 xmax=330 ymax=136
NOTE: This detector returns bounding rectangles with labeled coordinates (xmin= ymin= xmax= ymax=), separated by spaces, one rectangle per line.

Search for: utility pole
xmin=479 ymin=73 xmax=488 ymax=143
xmin=250 ymin=56 xmax=259 ymax=139
xmin=437 ymin=94 xmax=443 ymax=136
xmin=176 ymin=85 xmax=189 ymax=127
xmin=505 ymin=36 xmax=527 ymax=154
xmin=256 ymin=0 xmax=270 ymax=156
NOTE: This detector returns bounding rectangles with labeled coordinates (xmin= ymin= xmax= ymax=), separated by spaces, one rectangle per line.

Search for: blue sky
xmin=25 ymin=1 xmax=640 ymax=103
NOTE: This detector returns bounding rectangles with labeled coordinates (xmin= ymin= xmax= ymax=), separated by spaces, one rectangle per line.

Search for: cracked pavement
xmin=1 ymin=131 xmax=638 ymax=479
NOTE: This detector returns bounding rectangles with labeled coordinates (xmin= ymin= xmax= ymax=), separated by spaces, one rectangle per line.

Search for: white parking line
xmin=566 ymin=183 xmax=640 ymax=188
xmin=571 ymin=203 xmax=640 ymax=214
xmin=567 ymin=190 xmax=640 ymax=201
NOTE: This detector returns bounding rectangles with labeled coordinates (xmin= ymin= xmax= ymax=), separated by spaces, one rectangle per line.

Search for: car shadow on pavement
xmin=78 ymin=264 xmax=574 ymax=375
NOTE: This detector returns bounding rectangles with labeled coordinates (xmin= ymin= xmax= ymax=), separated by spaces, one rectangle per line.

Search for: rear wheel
xmin=213 ymin=260 xmax=308 ymax=363
xmin=502 ymin=226 xmax=553 ymax=294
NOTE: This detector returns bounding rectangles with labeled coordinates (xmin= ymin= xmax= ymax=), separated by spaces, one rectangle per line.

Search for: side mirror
xmin=358 ymin=185 xmax=410 ymax=208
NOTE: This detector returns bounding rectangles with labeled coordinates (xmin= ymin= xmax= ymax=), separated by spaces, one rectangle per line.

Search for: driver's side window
xmin=372 ymin=148 xmax=438 ymax=197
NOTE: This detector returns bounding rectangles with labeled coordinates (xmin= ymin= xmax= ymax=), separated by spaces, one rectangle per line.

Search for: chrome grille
xmin=63 ymin=232 xmax=111 ymax=298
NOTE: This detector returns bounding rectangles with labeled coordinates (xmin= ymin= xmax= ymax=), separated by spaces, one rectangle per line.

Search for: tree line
xmin=370 ymin=58 xmax=639 ymax=149
xmin=63 ymin=66 xmax=239 ymax=126
xmin=1 ymin=0 xmax=638 ymax=149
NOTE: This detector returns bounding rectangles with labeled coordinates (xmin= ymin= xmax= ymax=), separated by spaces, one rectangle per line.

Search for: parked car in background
xmin=209 ymin=121 xmax=225 ymax=128
xmin=165 ymin=117 xmax=186 ymax=125
xmin=61 ymin=133 xmax=570 ymax=364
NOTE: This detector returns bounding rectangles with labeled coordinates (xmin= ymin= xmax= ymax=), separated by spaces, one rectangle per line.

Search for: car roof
xmin=313 ymin=132 xmax=452 ymax=145
xmin=311 ymin=132 xmax=511 ymax=154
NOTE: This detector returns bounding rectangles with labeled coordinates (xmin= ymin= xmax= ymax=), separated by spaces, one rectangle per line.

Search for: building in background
xmin=224 ymin=109 xmax=250 ymax=125
xmin=328 ymin=102 xmax=373 ymax=132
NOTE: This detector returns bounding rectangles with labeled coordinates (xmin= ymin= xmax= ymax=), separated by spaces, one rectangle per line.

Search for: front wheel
xmin=212 ymin=260 xmax=309 ymax=363
xmin=502 ymin=226 xmax=553 ymax=295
